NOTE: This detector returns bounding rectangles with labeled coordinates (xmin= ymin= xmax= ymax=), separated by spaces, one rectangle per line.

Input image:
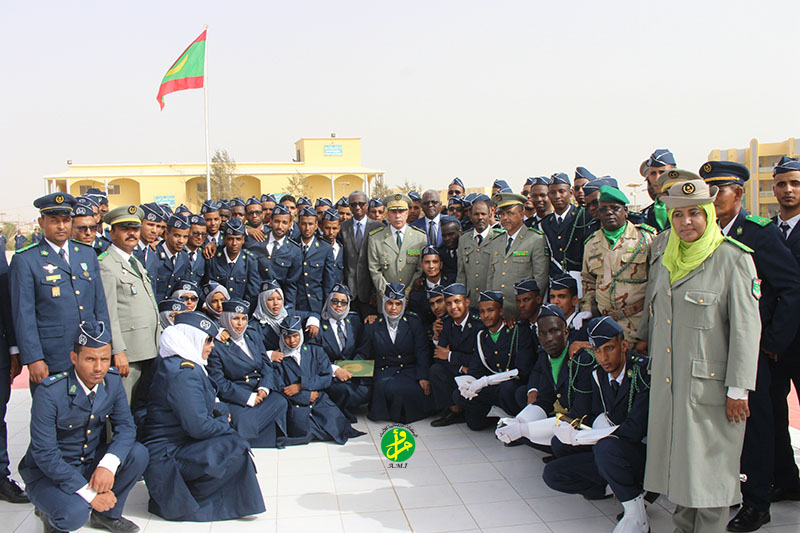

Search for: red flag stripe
xmin=157 ymin=76 xmax=205 ymax=110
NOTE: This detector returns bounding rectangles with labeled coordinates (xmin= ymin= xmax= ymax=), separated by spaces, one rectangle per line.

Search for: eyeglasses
xmin=598 ymin=205 xmax=624 ymax=214
xmin=190 ymin=231 xmax=207 ymax=238
xmin=181 ymin=295 xmax=199 ymax=302
xmin=330 ymin=298 xmax=349 ymax=306
xmin=422 ymin=201 xmax=440 ymax=206
xmin=350 ymin=201 xmax=366 ymax=207
xmin=74 ymin=225 xmax=98 ymax=232
xmin=246 ymin=210 xmax=263 ymax=216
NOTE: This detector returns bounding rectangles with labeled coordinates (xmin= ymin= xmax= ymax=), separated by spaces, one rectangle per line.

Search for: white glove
xmin=517 ymin=403 xmax=547 ymax=423
xmin=592 ymin=413 xmax=613 ymax=429
xmin=519 ymin=416 xmax=559 ymax=445
xmin=495 ymin=419 xmax=522 ymax=444
xmin=553 ymin=420 xmax=581 ymax=446
xmin=463 ymin=376 xmax=489 ymax=399
xmin=486 ymin=369 xmax=519 ymax=386
xmin=456 ymin=375 xmax=476 ymax=397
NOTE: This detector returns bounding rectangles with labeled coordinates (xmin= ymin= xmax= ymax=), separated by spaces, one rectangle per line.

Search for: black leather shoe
xmin=0 ymin=477 xmax=29 ymax=503
xmin=769 ymin=484 xmax=800 ymax=502
xmin=89 ymin=511 xmax=140 ymax=533
xmin=34 ymin=508 xmax=67 ymax=533
xmin=430 ymin=410 xmax=465 ymax=427
xmin=726 ymin=505 xmax=770 ymax=532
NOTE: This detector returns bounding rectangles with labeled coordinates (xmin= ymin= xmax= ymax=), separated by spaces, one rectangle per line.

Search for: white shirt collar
xmin=45 ymin=238 xmax=69 ymax=260
xmin=506 ymin=225 xmax=523 ymax=242
xmin=268 ymin=233 xmax=286 ymax=247
xmin=301 ymin=236 xmax=315 ymax=248
xmin=720 ymin=215 xmax=737 ymax=237
xmin=474 ymin=226 xmax=491 ymax=242
xmin=425 ymin=278 xmax=441 ymax=289
xmin=162 ymin=243 xmax=175 ymax=260
xmin=110 ymin=244 xmax=133 ymax=262
xmin=456 ymin=314 xmax=469 ymax=329
xmin=75 ymin=374 xmax=99 ymax=396
xmin=427 ymin=214 xmax=441 ymax=228
xmin=391 ymin=225 xmax=406 ymax=238
xmin=779 ymin=212 xmax=800 ymax=233
xmin=609 ymin=362 xmax=626 ymax=386
xmin=224 ymin=248 xmax=239 ymax=265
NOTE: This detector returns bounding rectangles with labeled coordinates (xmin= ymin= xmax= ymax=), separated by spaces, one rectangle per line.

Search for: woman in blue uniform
xmin=273 ymin=316 xmax=364 ymax=445
xmin=158 ymin=298 xmax=186 ymax=329
xmin=209 ymin=299 xmax=288 ymax=448
xmin=314 ymin=283 xmax=370 ymax=422
xmin=140 ymin=312 xmax=265 ymax=522
xmin=362 ymin=283 xmax=432 ymax=423
xmin=252 ymin=280 xmax=320 ymax=350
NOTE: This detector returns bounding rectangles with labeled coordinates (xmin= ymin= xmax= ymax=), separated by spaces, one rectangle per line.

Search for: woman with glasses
xmin=141 ymin=312 xmax=265 ymax=521
xmin=208 ymin=299 xmax=288 ymax=448
xmin=171 ymin=279 xmax=200 ymax=312
xmin=313 ymin=284 xmax=370 ymax=423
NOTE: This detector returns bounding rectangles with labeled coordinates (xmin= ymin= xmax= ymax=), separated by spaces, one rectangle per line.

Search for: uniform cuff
xmin=258 ymin=387 xmax=270 ymax=396
xmin=9 ymin=346 xmax=19 ymax=355
xmin=76 ymin=483 xmax=98 ymax=504
xmin=306 ymin=316 xmax=320 ymax=328
xmin=331 ymin=364 xmax=340 ymax=372
xmin=247 ymin=393 xmax=257 ymax=407
xmin=726 ymin=387 xmax=748 ymax=400
xmin=527 ymin=387 xmax=538 ymax=395
xmin=97 ymin=453 xmax=120 ymax=475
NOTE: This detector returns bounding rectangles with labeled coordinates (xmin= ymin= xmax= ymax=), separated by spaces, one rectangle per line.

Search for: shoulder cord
xmin=568 ymin=349 xmax=595 ymax=408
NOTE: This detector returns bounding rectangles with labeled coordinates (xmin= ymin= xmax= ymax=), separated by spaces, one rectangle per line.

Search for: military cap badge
xmin=200 ymin=319 xmax=212 ymax=330
xmin=682 ymin=182 xmax=695 ymax=195
xmin=128 ymin=206 xmax=137 ymax=215
xmin=668 ymin=170 xmax=679 ymax=179
xmin=55 ymin=195 xmax=64 ymax=204
xmin=703 ymin=163 xmax=713 ymax=173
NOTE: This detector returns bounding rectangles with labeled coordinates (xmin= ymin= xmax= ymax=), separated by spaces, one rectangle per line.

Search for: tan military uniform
xmin=456 ymin=227 xmax=503 ymax=307
xmin=580 ymin=222 xmax=655 ymax=341
xmin=486 ymin=226 xmax=549 ymax=317
xmin=367 ymin=224 xmax=427 ymax=296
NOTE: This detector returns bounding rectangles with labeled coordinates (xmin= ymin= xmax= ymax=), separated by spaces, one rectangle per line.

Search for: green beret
xmin=598 ymin=185 xmax=629 ymax=205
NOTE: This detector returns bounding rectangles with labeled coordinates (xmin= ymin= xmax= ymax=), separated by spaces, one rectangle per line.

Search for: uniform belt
xmin=606 ymin=300 xmax=644 ymax=321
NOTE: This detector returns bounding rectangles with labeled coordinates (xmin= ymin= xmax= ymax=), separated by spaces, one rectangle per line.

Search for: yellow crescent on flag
xmin=166 ymin=54 xmax=189 ymax=76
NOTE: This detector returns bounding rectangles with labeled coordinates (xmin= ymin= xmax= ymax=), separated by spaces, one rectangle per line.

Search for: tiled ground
xmin=3 ymin=389 xmax=800 ymax=532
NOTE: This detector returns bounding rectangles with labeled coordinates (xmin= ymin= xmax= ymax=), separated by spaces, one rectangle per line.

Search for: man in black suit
xmin=411 ymin=190 xmax=444 ymax=247
xmin=339 ymin=190 xmax=382 ymax=317
xmin=769 ymin=156 xmax=800 ymax=506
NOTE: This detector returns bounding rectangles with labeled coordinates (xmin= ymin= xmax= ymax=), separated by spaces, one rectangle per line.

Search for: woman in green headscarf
xmin=636 ymin=170 xmax=761 ymax=533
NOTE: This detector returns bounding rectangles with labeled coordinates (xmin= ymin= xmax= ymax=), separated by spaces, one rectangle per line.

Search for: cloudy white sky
xmin=1 ymin=0 xmax=798 ymax=220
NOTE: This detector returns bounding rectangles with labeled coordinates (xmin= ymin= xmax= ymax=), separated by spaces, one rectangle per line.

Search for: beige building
xmin=708 ymin=137 xmax=800 ymax=218
xmin=44 ymin=137 xmax=385 ymax=212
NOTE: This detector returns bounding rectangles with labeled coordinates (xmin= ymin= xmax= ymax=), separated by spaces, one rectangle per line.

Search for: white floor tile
xmin=276 ymin=473 xmax=334 ymax=496
xmin=144 ymin=518 xmax=212 ymax=532
xmin=465 ymin=498 xmax=542 ymax=528
xmin=395 ymin=483 xmax=461 ymax=509
xmin=275 ymin=492 xmax=339 ymax=519
xmin=526 ymin=494 xmax=606 ymax=522
xmin=276 ymin=514 xmax=343 ymax=533
xmin=404 ymin=504 xmax=479 ymax=532
xmin=492 ymin=457 xmax=545 ymax=480
xmin=482 ymin=525 xmax=552 ymax=533
xmin=329 ymin=454 xmax=385 ymax=474
xmin=276 ymin=456 xmax=332 ymax=477
xmin=387 ymin=465 xmax=449 ymax=487
xmin=209 ymin=515 xmax=276 ymax=533
xmin=452 ymin=478 xmax=520 ymax=504
xmin=546 ymin=516 xmax=616 ymax=532
xmin=337 ymin=487 xmax=402 ymax=514
xmin=429 ymin=445 xmax=487 ymax=466
xmin=440 ymin=461 xmax=503 ymax=484
xmin=340 ymin=510 xmax=411 ymax=532
xmin=333 ymin=471 xmax=392 ymax=492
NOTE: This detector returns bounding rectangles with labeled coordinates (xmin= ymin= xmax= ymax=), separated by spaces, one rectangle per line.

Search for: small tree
xmin=283 ymin=171 xmax=312 ymax=199
xmin=395 ymin=179 xmax=423 ymax=194
xmin=371 ymin=175 xmax=390 ymax=200
xmin=209 ymin=149 xmax=241 ymax=200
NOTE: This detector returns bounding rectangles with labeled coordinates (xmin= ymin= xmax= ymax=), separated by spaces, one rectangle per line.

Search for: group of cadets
xmin=0 ymin=149 xmax=799 ymax=532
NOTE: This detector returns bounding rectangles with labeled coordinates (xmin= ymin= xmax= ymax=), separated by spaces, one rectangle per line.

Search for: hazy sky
xmin=2 ymin=1 xmax=798 ymax=221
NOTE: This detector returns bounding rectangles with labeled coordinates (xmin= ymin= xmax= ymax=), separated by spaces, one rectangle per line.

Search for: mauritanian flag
xmin=156 ymin=29 xmax=206 ymax=110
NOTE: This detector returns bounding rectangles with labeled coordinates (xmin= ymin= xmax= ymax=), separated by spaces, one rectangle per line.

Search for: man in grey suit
xmin=340 ymin=190 xmax=382 ymax=317
xmin=99 ymin=206 xmax=160 ymax=408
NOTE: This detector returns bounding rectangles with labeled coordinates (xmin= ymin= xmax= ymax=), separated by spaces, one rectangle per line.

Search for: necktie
xmin=336 ymin=320 xmax=347 ymax=350
xmin=171 ymin=255 xmax=176 ymax=268
xmin=189 ymin=251 xmax=196 ymax=264
xmin=428 ymin=221 xmax=437 ymax=245
xmin=396 ymin=230 xmax=403 ymax=249
xmin=610 ymin=380 xmax=620 ymax=395
xmin=271 ymin=240 xmax=282 ymax=258
xmin=355 ymin=221 xmax=363 ymax=249
xmin=780 ymin=222 xmax=790 ymax=239
xmin=303 ymin=244 xmax=309 ymax=256
xmin=128 ymin=257 xmax=142 ymax=278
xmin=88 ymin=390 xmax=96 ymax=407
xmin=505 ymin=236 xmax=513 ymax=255
xmin=476 ymin=234 xmax=483 ymax=245
xmin=58 ymin=248 xmax=66 ymax=262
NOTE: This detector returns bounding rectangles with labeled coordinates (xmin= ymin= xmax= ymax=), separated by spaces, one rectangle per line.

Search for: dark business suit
xmin=411 ymin=216 xmax=443 ymax=247
xmin=339 ymin=217 xmax=382 ymax=316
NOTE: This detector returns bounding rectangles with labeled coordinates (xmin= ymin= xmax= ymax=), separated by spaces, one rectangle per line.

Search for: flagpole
xmin=203 ymin=24 xmax=211 ymax=201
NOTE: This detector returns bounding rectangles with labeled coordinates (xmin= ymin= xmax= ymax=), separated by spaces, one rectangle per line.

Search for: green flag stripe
xmin=160 ymin=41 xmax=205 ymax=84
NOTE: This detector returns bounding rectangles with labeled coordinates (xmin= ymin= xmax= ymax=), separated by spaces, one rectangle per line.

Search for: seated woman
xmin=140 ymin=311 xmax=265 ymax=522
xmin=314 ymin=283 xmax=370 ymax=423
xmin=362 ymin=283 xmax=432 ymax=423
xmin=273 ymin=315 xmax=364 ymax=445
xmin=252 ymin=279 xmax=319 ymax=350
xmin=159 ymin=298 xmax=187 ymax=329
xmin=202 ymin=281 xmax=230 ymax=342
xmin=172 ymin=279 xmax=200 ymax=312
xmin=208 ymin=298 xmax=288 ymax=448
xmin=407 ymin=245 xmax=450 ymax=322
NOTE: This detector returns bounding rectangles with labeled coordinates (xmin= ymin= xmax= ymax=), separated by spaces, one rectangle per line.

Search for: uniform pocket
xmin=682 ymin=290 xmax=718 ymax=329
xmin=38 ymin=325 xmax=64 ymax=339
xmin=690 ymin=359 xmax=726 ymax=406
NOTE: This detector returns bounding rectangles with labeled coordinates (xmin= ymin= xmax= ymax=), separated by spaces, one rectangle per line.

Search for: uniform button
xmin=72 ymin=276 xmax=77 ymax=280
xmin=557 ymin=393 xmax=562 ymax=399
xmin=90 ymin=414 xmax=95 ymax=419
xmin=666 ymin=378 xmax=670 ymax=383
xmin=79 ymin=306 xmax=84 ymax=310
xmin=699 ymin=299 xmax=704 ymax=303
xmin=87 ymin=429 xmax=91 ymax=434
xmin=304 ymin=273 xmax=308 ymax=276
xmin=475 ymin=274 xmax=479 ymax=277
xmin=475 ymin=260 xmax=480 ymax=264
xmin=81 ymin=457 xmax=84 ymax=461
xmin=230 ymin=277 xmax=234 ymax=280
xmin=503 ymin=260 xmax=508 ymax=264
xmin=84 ymin=444 xmax=88 ymax=448
xmin=303 ymin=262 xmax=307 ymax=266
xmin=557 ymin=236 xmax=562 ymax=239
xmin=710 ymin=372 xmax=716 ymax=377
xmin=501 ymin=284 xmax=505 ymax=288
xmin=667 ymin=319 xmax=671 ymax=325
xmin=306 ymin=283 xmax=309 ymax=286
xmin=75 ymin=290 xmax=80 ymax=295
xmin=68 ymin=424 xmax=73 ymax=428
xmin=666 ymin=348 xmax=670 ymax=353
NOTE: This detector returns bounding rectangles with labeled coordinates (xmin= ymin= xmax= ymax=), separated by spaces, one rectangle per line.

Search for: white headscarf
xmin=220 ymin=310 xmax=248 ymax=342
xmin=159 ymin=323 xmax=211 ymax=375
xmin=253 ymin=287 xmax=287 ymax=334
xmin=381 ymin=295 xmax=406 ymax=333
xmin=321 ymin=291 xmax=350 ymax=322
xmin=279 ymin=328 xmax=304 ymax=365
xmin=202 ymin=285 xmax=230 ymax=320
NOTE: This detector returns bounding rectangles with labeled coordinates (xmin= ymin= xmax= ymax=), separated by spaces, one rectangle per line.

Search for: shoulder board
xmin=106 ymin=366 xmax=119 ymax=375
xmin=369 ymin=226 xmax=384 ymax=236
xmin=723 ymin=236 xmax=754 ymax=253
xmin=492 ymin=227 xmax=506 ymax=234
xmin=97 ymin=251 xmax=109 ymax=260
xmin=408 ymin=225 xmax=426 ymax=234
xmin=405 ymin=310 xmax=419 ymax=318
xmin=41 ymin=371 xmax=69 ymax=386
xmin=629 ymin=352 xmax=649 ymax=367
xmin=180 ymin=361 xmax=195 ymax=369
xmin=15 ymin=243 xmax=37 ymax=254
xmin=584 ymin=230 xmax=600 ymax=244
xmin=745 ymin=214 xmax=771 ymax=227
xmin=637 ymin=223 xmax=657 ymax=234
xmin=527 ymin=226 xmax=543 ymax=235
xmin=285 ymin=238 xmax=300 ymax=247
xmin=70 ymin=239 xmax=92 ymax=247
xmin=242 ymin=248 xmax=251 ymax=255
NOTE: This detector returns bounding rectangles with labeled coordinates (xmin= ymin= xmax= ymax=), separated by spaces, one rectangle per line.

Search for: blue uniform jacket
xmin=208 ymin=327 xmax=277 ymax=406
xmin=468 ymin=322 xmax=534 ymax=378
xmin=245 ymin=231 xmax=302 ymax=311
xmin=588 ymin=353 xmax=650 ymax=443
xmin=258 ymin=309 xmax=319 ymax=350
xmin=296 ymin=237 xmax=338 ymax=314
xmin=274 ymin=344 xmax=332 ymax=406
xmin=184 ymin=247 xmax=206 ymax=286
xmin=540 ymin=205 xmax=592 ymax=272
xmin=14 ymin=234 xmax=27 ymax=250
xmin=529 ymin=345 xmax=594 ymax=416
xmin=436 ymin=312 xmax=482 ymax=371
xmin=133 ymin=243 xmax=158 ymax=291
xmin=19 ymin=367 xmax=136 ymax=493
xmin=202 ymin=248 xmax=261 ymax=314
xmin=313 ymin=312 xmax=363 ymax=362
xmin=773 ymin=214 xmax=800 ymax=365
xmin=359 ymin=314 xmax=430 ymax=381
xmin=10 ymin=240 xmax=111 ymax=372
xmin=437 ymin=245 xmax=458 ymax=282
xmin=152 ymin=242 xmax=190 ymax=302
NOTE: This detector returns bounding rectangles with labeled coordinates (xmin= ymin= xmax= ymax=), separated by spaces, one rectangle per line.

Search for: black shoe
xmin=726 ymin=505 xmax=770 ymax=532
xmin=430 ymin=410 xmax=465 ymax=427
xmin=644 ymin=491 xmax=659 ymax=504
xmin=0 ymin=477 xmax=29 ymax=503
xmin=34 ymin=508 xmax=67 ymax=533
xmin=769 ymin=484 xmax=800 ymax=502
xmin=89 ymin=511 xmax=140 ymax=533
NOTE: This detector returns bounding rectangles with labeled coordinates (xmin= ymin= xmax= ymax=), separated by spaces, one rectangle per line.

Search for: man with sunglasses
xmin=184 ymin=215 xmax=207 ymax=285
xmin=580 ymin=185 xmax=654 ymax=342
xmin=410 ymin=190 xmax=444 ymax=247
xmin=71 ymin=198 xmax=104 ymax=254
xmin=340 ymin=190 xmax=382 ymax=317
xmin=572 ymin=167 xmax=596 ymax=208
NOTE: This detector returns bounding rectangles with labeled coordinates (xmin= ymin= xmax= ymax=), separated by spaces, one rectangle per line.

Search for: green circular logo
xmin=380 ymin=426 xmax=416 ymax=462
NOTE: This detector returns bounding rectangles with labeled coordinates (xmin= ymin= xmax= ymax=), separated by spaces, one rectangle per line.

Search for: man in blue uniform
xmin=508 ymin=279 xmax=542 ymax=411
xmin=573 ymin=166 xmax=597 ymax=208
xmin=229 ymin=197 xmax=246 ymax=221
xmin=246 ymin=203 xmax=302 ymax=310
xmin=203 ymin=218 xmax=261 ymax=314
xmin=184 ymin=214 xmax=206 ymax=285
xmin=152 ymin=213 xmax=190 ymax=302
xmin=133 ymin=203 xmax=163 ymax=284
xmin=261 ymin=194 xmax=277 ymax=225
xmin=639 ymin=149 xmax=676 ymax=233
xmin=319 ymin=209 xmax=344 ymax=284
xmin=542 ymin=317 xmax=651 ymax=533
xmin=14 ymin=230 xmax=27 ymax=251
xmin=10 ymin=193 xmax=111 ymax=387
xmin=429 ymin=283 xmax=483 ymax=427
xmin=201 ymin=200 xmax=223 ymax=250
xmin=20 ymin=321 xmax=149 ymax=533
xmin=295 ymin=206 xmax=337 ymax=313
xmin=700 ymin=160 xmax=800 ymax=531
xmin=539 ymin=172 xmax=592 ymax=276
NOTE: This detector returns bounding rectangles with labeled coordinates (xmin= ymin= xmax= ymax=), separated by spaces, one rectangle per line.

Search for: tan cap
xmin=384 ymin=193 xmax=411 ymax=210
xmin=661 ymin=179 xmax=718 ymax=209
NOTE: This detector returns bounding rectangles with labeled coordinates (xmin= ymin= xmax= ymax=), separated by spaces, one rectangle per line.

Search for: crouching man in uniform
xmin=19 ymin=321 xmax=149 ymax=533
xmin=542 ymin=317 xmax=651 ymax=533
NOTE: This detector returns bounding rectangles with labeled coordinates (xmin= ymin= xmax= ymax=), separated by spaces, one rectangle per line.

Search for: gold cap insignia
xmin=395 ymin=194 xmax=401 ymax=201
xmin=55 ymin=195 xmax=64 ymax=204
xmin=668 ymin=170 xmax=679 ymax=179
xmin=682 ymin=182 xmax=695 ymax=195
xmin=128 ymin=206 xmax=137 ymax=215
xmin=703 ymin=163 xmax=712 ymax=173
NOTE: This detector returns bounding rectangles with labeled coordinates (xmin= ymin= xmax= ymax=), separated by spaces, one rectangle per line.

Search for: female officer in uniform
xmin=252 ymin=280 xmax=319 ymax=351
xmin=636 ymin=170 xmax=760 ymax=533
xmin=361 ymin=282 xmax=432 ymax=423
xmin=140 ymin=312 xmax=265 ymax=522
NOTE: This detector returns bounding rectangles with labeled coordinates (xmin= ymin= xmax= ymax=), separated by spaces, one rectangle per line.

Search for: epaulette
xmin=745 ymin=214 xmax=771 ymax=227
xmin=629 ymin=352 xmax=649 ymax=368
xmin=584 ymin=229 xmax=600 ymax=244
xmin=15 ymin=243 xmax=37 ymax=254
xmin=405 ymin=310 xmax=419 ymax=319
xmin=637 ymin=223 xmax=657 ymax=234
xmin=527 ymin=226 xmax=543 ymax=235
xmin=180 ymin=361 xmax=195 ymax=369
xmin=408 ymin=225 xmax=426 ymax=234
xmin=723 ymin=236 xmax=754 ymax=253
xmin=71 ymin=239 xmax=92 ymax=247
xmin=492 ymin=227 xmax=506 ymax=234
xmin=97 ymin=251 xmax=109 ymax=260
xmin=369 ymin=226 xmax=385 ymax=236
xmin=285 ymin=237 xmax=300 ymax=247
xmin=41 ymin=371 xmax=69 ymax=386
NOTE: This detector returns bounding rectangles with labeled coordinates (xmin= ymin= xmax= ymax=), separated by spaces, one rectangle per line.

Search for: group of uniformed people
xmin=0 ymin=149 xmax=799 ymax=532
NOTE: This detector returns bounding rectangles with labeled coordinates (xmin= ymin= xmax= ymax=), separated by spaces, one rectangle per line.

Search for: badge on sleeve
xmin=752 ymin=278 xmax=762 ymax=300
